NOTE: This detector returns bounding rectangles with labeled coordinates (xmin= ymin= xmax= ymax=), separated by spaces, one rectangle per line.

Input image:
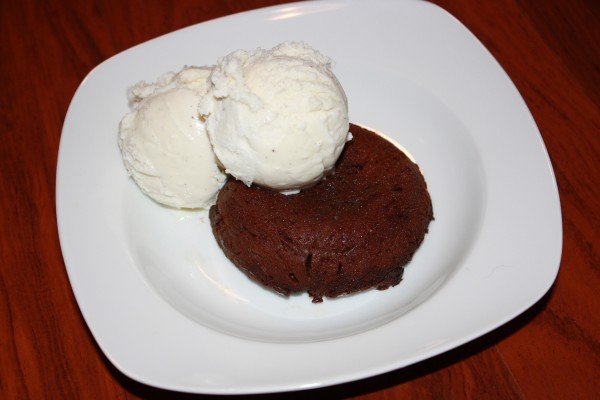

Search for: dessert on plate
xmin=118 ymin=42 xmax=433 ymax=302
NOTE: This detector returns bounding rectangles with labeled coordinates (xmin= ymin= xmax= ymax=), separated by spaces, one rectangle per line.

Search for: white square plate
xmin=57 ymin=0 xmax=562 ymax=394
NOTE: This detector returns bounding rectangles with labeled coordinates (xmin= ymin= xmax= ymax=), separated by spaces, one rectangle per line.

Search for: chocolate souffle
xmin=209 ymin=124 xmax=433 ymax=302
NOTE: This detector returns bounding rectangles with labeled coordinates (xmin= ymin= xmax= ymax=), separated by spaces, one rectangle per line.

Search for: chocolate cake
xmin=209 ymin=124 xmax=433 ymax=302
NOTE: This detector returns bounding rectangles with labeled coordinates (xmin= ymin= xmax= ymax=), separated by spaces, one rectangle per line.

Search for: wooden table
xmin=2 ymin=0 xmax=598 ymax=398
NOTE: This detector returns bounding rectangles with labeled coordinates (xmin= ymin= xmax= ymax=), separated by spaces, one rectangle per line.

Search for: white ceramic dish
xmin=56 ymin=0 xmax=562 ymax=394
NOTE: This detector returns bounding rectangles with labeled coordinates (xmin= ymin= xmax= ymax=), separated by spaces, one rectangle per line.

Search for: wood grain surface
xmin=1 ymin=0 xmax=598 ymax=399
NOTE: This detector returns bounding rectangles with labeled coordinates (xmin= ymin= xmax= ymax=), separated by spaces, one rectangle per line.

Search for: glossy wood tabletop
xmin=2 ymin=0 xmax=599 ymax=398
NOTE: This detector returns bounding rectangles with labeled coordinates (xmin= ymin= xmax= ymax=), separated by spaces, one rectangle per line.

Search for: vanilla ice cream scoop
xmin=198 ymin=42 xmax=351 ymax=190
xmin=118 ymin=67 xmax=226 ymax=209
